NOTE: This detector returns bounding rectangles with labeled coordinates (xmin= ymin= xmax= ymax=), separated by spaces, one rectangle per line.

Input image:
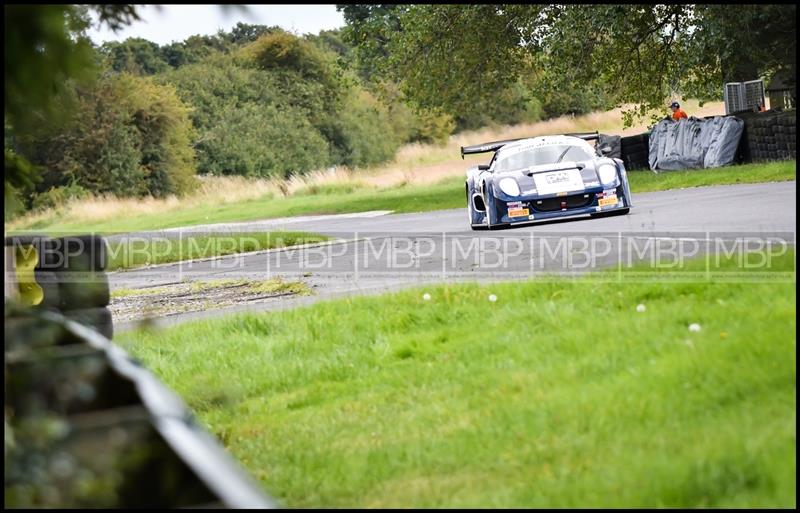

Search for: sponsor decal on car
xmin=533 ymin=169 xmax=585 ymax=195
xmin=598 ymin=195 xmax=618 ymax=207
xmin=508 ymin=208 xmax=530 ymax=218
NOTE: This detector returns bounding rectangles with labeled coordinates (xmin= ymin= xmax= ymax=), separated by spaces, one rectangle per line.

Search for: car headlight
xmin=498 ymin=177 xmax=521 ymax=197
xmin=597 ymin=163 xmax=618 ymax=185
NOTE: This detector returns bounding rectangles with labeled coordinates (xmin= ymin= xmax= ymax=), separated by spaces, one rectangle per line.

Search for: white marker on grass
xmin=689 ymin=323 xmax=701 ymax=332
xmin=636 ymin=304 xmax=646 ymax=312
xmin=488 ymin=294 xmax=497 ymax=302
xmin=423 ymin=293 xmax=431 ymax=301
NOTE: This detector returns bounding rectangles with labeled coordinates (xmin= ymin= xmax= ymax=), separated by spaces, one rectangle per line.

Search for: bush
xmin=244 ymin=31 xmax=342 ymax=91
xmin=371 ymin=81 xmax=455 ymax=145
xmin=30 ymin=183 xmax=89 ymax=212
xmin=114 ymin=74 xmax=197 ymax=196
xmin=320 ymin=88 xmax=401 ymax=168
xmin=20 ymin=74 xmax=197 ymax=199
xmin=197 ymin=102 xmax=331 ymax=178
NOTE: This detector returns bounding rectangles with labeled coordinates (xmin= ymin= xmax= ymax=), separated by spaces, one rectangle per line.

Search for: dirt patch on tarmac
xmin=109 ymin=278 xmax=312 ymax=323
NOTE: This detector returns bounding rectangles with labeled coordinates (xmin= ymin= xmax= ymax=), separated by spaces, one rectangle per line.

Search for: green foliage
xmin=30 ymin=183 xmax=89 ymax=212
xmin=317 ymin=87 xmax=403 ymax=168
xmin=386 ymin=5 xmax=535 ymax=118
xmin=159 ymin=56 xmax=331 ymax=177
xmin=160 ymin=31 xmax=410 ymax=176
xmin=681 ymin=5 xmax=796 ymax=100
xmin=244 ymin=31 xmax=346 ymax=110
xmin=4 ymin=5 xmax=97 ymax=136
xmin=23 ymin=77 xmax=146 ymax=196
xmin=367 ymin=4 xmax=796 ymax=128
xmin=100 ymin=38 xmax=170 ymax=75
xmin=21 ymin=74 xmax=196 ymax=198
xmin=219 ymin=22 xmax=278 ymax=46
xmin=4 ymin=147 xmax=40 ymax=218
xmin=198 ymin=102 xmax=330 ymax=178
xmin=306 ymin=29 xmax=353 ymax=62
xmin=114 ymin=75 xmax=197 ymax=196
xmin=4 ymin=5 xmax=98 ymax=216
xmin=338 ymin=4 xmax=408 ymax=82
xmin=371 ymin=81 xmax=455 ymax=145
xmin=341 ymin=5 xmax=544 ymax=130
xmin=245 ymin=32 xmax=337 ymax=83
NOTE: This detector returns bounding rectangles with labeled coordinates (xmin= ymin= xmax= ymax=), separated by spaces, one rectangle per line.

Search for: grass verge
xmin=627 ymin=160 xmax=796 ymax=192
xmin=106 ymin=231 xmax=329 ymax=271
xmin=13 ymin=160 xmax=796 ymax=235
xmin=116 ymin=250 xmax=796 ymax=508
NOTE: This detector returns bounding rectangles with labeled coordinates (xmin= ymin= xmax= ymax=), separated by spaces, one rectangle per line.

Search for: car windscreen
xmin=494 ymin=144 xmax=594 ymax=172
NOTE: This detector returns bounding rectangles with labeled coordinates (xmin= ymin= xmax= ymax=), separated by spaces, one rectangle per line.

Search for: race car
xmin=463 ymin=132 xmax=633 ymax=230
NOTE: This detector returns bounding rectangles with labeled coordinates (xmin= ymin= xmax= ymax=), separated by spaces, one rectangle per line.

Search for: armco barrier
xmin=5 ymin=303 xmax=277 ymax=508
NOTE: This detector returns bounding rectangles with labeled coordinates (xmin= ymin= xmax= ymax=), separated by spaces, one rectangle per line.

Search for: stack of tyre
xmin=745 ymin=111 xmax=796 ymax=162
xmin=620 ymin=133 xmax=651 ymax=170
xmin=5 ymin=234 xmax=113 ymax=339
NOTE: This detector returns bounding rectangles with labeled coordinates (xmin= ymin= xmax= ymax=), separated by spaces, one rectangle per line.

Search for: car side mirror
xmin=478 ymin=164 xmax=490 ymax=171
xmin=600 ymin=145 xmax=612 ymax=155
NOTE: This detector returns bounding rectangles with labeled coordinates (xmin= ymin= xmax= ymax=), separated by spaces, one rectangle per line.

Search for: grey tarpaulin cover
xmin=648 ymin=116 xmax=744 ymax=171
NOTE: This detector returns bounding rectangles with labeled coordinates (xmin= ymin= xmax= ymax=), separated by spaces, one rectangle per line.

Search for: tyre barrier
xmin=620 ymin=133 xmax=651 ymax=170
xmin=5 ymin=234 xmax=113 ymax=339
xmin=735 ymin=109 xmax=796 ymax=163
xmin=616 ymin=109 xmax=795 ymax=171
xmin=5 ymin=304 xmax=277 ymax=508
xmin=597 ymin=134 xmax=622 ymax=159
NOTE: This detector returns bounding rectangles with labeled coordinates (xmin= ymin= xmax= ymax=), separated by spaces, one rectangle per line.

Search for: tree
xmin=20 ymin=74 xmax=197 ymax=198
xmin=337 ymin=4 xmax=408 ymax=82
xmin=4 ymin=4 xmax=143 ymax=216
xmin=220 ymin=22 xmax=277 ymax=46
xmin=100 ymin=38 xmax=170 ymax=75
xmin=362 ymin=4 xmax=796 ymax=128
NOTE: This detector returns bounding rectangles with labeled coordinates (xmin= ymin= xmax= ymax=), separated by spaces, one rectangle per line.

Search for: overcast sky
xmin=86 ymin=5 xmax=346 ymax=45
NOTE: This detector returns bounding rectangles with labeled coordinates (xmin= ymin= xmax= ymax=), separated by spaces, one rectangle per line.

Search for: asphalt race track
xmin=111 ymin=181 xmax=796 ymax=331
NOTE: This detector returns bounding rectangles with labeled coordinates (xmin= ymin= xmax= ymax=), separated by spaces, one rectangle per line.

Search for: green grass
xmin=116 ymin=250 xmax=796 ymax=508
xmin=106 ymin=231 xmax=328 ymax=271
xmin=626 ymin=160 xmax=796 ymax=192
xmin=12 ymin=160 xmax=795 ymax=234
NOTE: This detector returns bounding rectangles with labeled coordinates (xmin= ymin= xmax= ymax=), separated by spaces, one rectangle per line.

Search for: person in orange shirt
xmin=670 ymin=101 xmax=688 ymax=120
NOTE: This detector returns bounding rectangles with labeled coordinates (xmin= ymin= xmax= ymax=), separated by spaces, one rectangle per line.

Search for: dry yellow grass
xmin=7 ymin=174 xmax=278 ymax=231
xmin=355 ymin=99 xmax=725 ymax=188
xmin=6 ymin=101 xmax=724 ymax=230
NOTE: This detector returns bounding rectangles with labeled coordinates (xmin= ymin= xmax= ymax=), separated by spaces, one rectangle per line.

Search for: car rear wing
xmin=460 ymin=131 xmax=600 ymax=159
